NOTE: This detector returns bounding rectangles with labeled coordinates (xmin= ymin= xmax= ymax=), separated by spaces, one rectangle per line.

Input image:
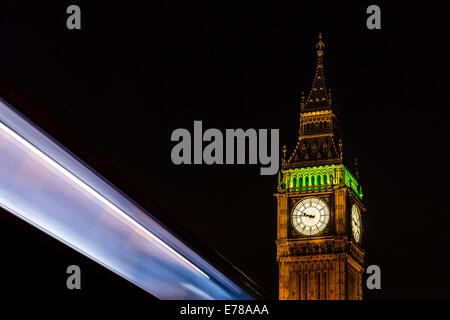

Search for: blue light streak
xmin=0 ymin=98 xmax=253 ymax=300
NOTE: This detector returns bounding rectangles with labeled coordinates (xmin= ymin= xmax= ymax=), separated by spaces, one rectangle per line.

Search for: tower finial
xmin=316 ymin=33 xmax=325 ymax=56
xmin=304 ymin=33 xmax=329 ymax=110
xmin=354 ymin=158 xmax=359 ymax=179
xmin=300 ymin=91 xmax=305 ymax=112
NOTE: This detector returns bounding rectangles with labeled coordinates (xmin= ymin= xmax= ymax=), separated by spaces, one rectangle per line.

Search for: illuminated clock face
xmin=292 ymin=197 xmax=330 ymax=236
xmin=351 ymin=204 xmax=362 ymax=243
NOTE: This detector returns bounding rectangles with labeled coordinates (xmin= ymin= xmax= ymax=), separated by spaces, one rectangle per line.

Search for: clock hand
xmin=302 ymin=212 xmax=315 ymax=219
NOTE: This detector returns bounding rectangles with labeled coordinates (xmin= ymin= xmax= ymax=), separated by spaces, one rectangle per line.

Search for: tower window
xmin=317 ymin=271 xmax=321 ymax=300
xmin=317 ymin=175 xmax=321 ymax=185
xmin=323 ymin=175 xmax=328 ymax=184
xmin=305 ymin=272 xmax=308 ymax=300
xmin=298 ymin=272 xmax=302 ymax=300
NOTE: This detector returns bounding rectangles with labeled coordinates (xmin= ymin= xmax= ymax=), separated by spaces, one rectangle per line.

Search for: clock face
xmin=351 ymin=204 xmax=362 ymax=243
xmin=292 ymin=197 xmax=330 ymax=236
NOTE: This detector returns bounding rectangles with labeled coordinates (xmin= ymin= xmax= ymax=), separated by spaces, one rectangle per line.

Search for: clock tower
xmin=275 ymin=34 xmax=365 ymax=300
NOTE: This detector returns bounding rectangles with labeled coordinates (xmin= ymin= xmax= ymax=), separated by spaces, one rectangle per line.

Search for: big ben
xmin=275 ymin=34 xmax=365 ymax=300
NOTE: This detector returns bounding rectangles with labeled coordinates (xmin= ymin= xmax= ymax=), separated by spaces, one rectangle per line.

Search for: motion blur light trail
xmin=0 ymin=98 xmax=253 ymax=300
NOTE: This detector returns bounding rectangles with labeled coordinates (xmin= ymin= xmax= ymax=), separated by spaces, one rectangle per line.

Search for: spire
xmin=305 ymin=33 xmax=330 ymax=110
xmin=285 ymin=33 xmax=342 ymax=168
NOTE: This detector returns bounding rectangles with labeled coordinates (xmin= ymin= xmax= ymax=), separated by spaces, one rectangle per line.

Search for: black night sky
xmin=0 ymin=0 xmax=449 ymax=304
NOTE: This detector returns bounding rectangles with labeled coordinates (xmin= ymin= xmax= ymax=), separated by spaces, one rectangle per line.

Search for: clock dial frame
xmin=351 ymin=204 xmax=362 ymax=243
xmin=291 ymin=197 xmax=330 ymax=236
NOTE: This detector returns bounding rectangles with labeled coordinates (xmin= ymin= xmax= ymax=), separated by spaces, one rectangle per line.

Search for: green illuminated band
xmin=278 ymin=164 xmax=362 ymax=199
